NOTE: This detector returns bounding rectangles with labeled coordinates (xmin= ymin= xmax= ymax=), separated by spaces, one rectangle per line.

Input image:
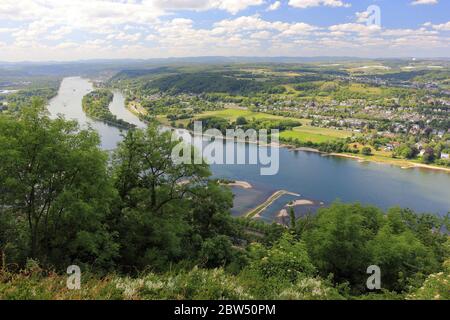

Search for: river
xmin=47 ymin=77 xmax=450 ymax=221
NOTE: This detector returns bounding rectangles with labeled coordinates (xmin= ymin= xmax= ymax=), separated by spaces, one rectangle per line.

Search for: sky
xmin=0 ymin=0 xmax=449 ymax=61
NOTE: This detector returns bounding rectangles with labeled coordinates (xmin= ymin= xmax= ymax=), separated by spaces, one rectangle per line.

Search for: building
xmin=441 ymin=153 xmax=449 ymax=160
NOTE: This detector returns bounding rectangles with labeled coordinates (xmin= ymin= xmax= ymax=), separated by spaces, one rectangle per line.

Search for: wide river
xmin=47 ymin=77 xmax=450 ymax=221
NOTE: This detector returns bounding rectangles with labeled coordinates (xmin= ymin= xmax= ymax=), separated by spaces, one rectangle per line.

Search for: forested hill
xmin=110 ymin=67 xmax=174 ymax=82
xmin=144 ymin=73 xmax=273 ymax=95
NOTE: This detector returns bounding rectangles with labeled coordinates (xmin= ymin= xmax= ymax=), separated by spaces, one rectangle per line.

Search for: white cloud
xmin=411 ymin=0 xmax=438 ymax=5
xmin=154 ymin=0 xmax=264 ymax=14
xmin=288 ymin=0 xmax=351 ymax=9
xmin=107 ymin=32 xmax=142 ymax=42
xmin=250 ymin=30 xmax=272 ymax=39
xmin=214 ymin=0 xmax=265 ymax=14
xmin=430 ymin=21 xmax=450 ymax=31
xmin=0 ymin=27 xmax=19 ymax=33
xmin=355 ymin=11 xmax=370 ymax=24
xmin=55 ymin=42 xmax=80 ymax=49
xmin=266 ymin=1 xmax=281 ymax=11
xmin=46 ymin=26 xmax=73 ymax=41
xmin=329 ymin=23 xmax=380 ymax=34
xmin=0 ymin=1 xmax=449 ymax=61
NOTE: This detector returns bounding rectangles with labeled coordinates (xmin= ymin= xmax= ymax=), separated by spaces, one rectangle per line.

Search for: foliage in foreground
xmin=1 ymin=258 xmax=448 ymax=300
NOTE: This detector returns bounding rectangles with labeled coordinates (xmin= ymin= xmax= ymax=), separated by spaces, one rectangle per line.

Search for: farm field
xmin=280 ymin=126 xmax=354 ymax=143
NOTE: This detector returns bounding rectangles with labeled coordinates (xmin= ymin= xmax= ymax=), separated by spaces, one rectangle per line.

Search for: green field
xmin=198 ymin=108 xmax=289 ymax=122
xmin=280 ymin=126 xmax=354 ymax=143
xmin=199 ymin=108 xmax=353 ymax=143
xmin=180 ymin=108 xmax=353 ymax=143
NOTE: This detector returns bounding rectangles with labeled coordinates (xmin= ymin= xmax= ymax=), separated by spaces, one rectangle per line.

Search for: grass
xmin=347 ymin=83 xmax=383 ymax=95
xmin=198 ymin=109 xmax=288 ymax=122
xmin=156 ymin=108 xmax=289 ymax=127
xmin=280 ymin=126 xmax=354 ymax=143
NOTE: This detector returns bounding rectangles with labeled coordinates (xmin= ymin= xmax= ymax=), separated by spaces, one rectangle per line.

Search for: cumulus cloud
xmin=429 ymin=21 xmax=450 ymax=31
xmin=0 ymin=0 xmax=449 ymax=61
xmin=329 ymin=23 xmax=380 ymax=34
xmin=154 ymin=0 xmax=264 ymax=14
xmin=266 ymin=1 xmax=281 ymax=11
xmin=288 ymin=0 xmax=351 ymax=9
xmin=355 ymin=11 xmax=371 ymax=24
xmin=411 ymin=0 xmax=438 ymax=5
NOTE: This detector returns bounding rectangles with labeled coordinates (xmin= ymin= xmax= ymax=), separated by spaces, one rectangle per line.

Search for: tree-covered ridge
xmin=1 ymin=87 xmax=58 ymax=113
xmin=82 ymin=89 xmax=135 ymax=129
xmin=140 ymin=72 xmax=287 ymax=96
xmin=0 ymin=101 xmax=449 ymax=300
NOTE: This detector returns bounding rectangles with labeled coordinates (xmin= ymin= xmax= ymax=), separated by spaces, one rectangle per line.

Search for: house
xmin=441 ymin=153 xmax=449 ymax=160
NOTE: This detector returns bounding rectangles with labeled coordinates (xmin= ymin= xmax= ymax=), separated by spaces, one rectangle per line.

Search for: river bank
xmin=287 ymin=147 xmax=450 ymax=174
xmin=124 ymin=101 xmax=450 ymax=174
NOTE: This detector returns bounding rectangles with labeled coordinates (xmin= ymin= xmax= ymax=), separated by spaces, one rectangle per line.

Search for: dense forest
xmin=3 ymin=87 xmax=58 ymax=112
xmin=140 ymin=73 xmax=286 ymax=96
xmin=0 ymin=99 xmax=449 ymax=300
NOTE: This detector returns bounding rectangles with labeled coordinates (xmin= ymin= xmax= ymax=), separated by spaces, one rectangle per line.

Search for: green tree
xmin=247 ymin=233 xmax=315 ymax=283
xmin=199 ymin=235 xmax=234 ymax=268
xmin=367 ymin=224 xmax=439 ymax=292
xmin=304 ymin=203 xmax=384 ymax=290
xmin=394 ymin=144 xmax=418 ymax=159
xmin=235 ymin=116 xmax=248 ymax=126
xmin=361 ymin=146 xmax=373 ymax=156
xmin=289 ymin=207 xmax=296 ymax=231
xmin=422 ymin=147 xmax=435 ymax=164
xmin=111 ymin=125 xmax=233 ymax=270
xmin=0 ymin=99 xmax=118 ymax=269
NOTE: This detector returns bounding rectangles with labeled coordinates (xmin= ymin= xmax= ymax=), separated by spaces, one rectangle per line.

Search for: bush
xmin=361 ymin=147 xmax=373 ymax=156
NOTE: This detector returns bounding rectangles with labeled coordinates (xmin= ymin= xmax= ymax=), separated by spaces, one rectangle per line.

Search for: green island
xmin=82 ymin=89 xmax=135 ymax=129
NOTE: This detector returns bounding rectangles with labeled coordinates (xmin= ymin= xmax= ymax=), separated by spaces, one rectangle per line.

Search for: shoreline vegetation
xmin=82 ymin=89 xmax=136 ymax=130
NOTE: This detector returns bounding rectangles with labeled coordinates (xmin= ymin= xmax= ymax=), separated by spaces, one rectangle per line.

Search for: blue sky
xmin=0 ymin=0 xmax=449 ymax=61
